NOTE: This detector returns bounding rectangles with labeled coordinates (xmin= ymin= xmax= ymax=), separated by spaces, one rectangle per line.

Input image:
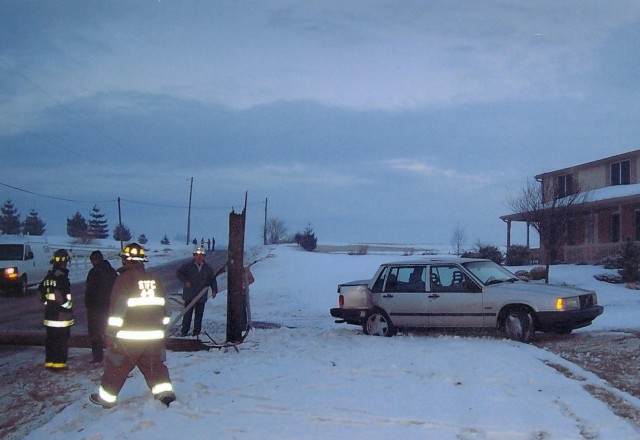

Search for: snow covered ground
xmin=13 ymin=243 xmax=640 ymax=439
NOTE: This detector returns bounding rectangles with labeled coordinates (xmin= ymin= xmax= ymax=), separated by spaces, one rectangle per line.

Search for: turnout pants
xmin=45 ymin=326 xmax=70 ymax=368
xmin=100 ymin=339 xmax=172 ymax=400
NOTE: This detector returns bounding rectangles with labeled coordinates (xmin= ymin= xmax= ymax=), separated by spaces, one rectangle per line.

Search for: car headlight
xmin=556 ymin=296 xmax=580 ymax=311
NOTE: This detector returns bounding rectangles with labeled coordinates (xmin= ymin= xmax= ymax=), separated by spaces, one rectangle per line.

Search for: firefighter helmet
xmin=193 ymin=247 xmax=206 ymax=256
xmin=50 ymin=249 xmax=70 ymax=265
xmin=120 ymin=242 xmax=148 ymax=262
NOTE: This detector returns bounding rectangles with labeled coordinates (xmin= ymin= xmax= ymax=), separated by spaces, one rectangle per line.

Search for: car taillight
xmin=3 ymin=267 xmax=19 ymax=279
xmin=339 ymin=294 xmax=344 ymax=307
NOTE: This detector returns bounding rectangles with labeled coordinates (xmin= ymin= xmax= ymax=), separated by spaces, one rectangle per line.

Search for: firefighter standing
xmin=90 ymin=243 xmax=176 ymax=408
xmin=37 ymin=249 xmax=74 ymax=370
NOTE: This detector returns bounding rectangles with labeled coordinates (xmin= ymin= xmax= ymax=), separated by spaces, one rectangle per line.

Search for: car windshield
xmin=462 ymin=260 xmax=519 ymax=286
xmin=0 ymin=245 xmax=24 ymax=261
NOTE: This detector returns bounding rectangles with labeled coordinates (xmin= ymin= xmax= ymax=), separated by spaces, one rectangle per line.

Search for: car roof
xmin=383 ymin=257 xmax=491 ymax=266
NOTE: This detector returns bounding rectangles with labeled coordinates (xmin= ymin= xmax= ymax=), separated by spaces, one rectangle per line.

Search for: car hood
xmin=485 ymin=280 xmax=595 ymax=297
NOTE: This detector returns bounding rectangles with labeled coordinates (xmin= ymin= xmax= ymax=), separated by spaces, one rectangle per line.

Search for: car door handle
xmin=428 ymin=294 xmax=440 ymax=299
xmin=382 ymin=294 xmax=394 ymax=298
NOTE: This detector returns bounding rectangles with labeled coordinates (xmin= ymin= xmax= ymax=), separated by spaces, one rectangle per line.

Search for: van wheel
xmin=363 ymin=309 xmax=396 ymax=337
xmin=17 ymin=275 xmax=27 ymax=295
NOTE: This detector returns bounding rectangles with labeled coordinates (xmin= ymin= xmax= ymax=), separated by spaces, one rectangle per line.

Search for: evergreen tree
xmin=22 ymin=209 xmax=46 ymax=236
xmin=67 ymin=211 xmax=89 ymax=239
xmin=0 ymin=199 xmax=21 ymax=235
xmin=113 ymin=223 xmax=132 ymax=242
xmin=160 ymin=234 xmax=170 ymax=245
xmin=88 ymin=204 xmax=109 ymax=239
xmin=138 ymin=233 xmax=148 ymax=244
xmin=299 ymin=224 xmax=317 ymax=252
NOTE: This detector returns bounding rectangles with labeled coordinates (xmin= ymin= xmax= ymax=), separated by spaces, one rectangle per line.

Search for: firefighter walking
xmin=37 ymin=249 xmax=74 ymax=370
xmin=90 ymin=243 xmax=176 ymax=408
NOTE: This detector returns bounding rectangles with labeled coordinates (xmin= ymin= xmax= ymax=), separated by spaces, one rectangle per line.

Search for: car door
xmin=372 ymin=265 xmax=429 ymax=328
xmin=426 ymin=264 xmax=485 ymax=327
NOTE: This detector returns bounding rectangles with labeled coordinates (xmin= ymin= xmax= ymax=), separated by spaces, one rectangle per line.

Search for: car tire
xmin=363 ymin=309 xmax=396 ymax=337
xmin=503 ymin=309 xmax=534 ymax=343
xmin=17 ymin=275 xmax=27 ymax=295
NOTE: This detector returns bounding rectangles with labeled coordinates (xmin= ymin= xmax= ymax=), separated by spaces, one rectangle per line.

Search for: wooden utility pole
xmin=226 ymin=192 xmax=248 ymax=343
xmin=117 ymin=197 xmax=123 ymax=250
xmin=186 ymin=177 xmax=193 ymax=245
xmin=263 ymin=197 xmax=268 ymax=245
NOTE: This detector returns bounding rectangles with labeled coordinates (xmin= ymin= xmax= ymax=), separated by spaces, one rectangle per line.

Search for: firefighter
xmin=90 ymin=243 xmax=176 ymax=408
xmin=37 ymin=248 xmax=74 ymax=370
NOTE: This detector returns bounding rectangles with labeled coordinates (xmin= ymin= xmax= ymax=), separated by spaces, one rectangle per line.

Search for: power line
xmin=0 ymin=181 xmax=115 ymax=204
xmin=0 ymin=181 xmax=264 ymax=210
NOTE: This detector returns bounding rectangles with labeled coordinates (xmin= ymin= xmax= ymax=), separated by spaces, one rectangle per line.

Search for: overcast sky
xmin=1 ymin=1 xmax=639 ymax=248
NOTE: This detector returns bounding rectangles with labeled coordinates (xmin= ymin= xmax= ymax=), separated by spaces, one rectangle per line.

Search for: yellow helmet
xmin=120 ymin=243 xmax=148 ymax=262
xmin=193 ymin=247 xmax=206 ymax=256
xmin=50 ymin=249 xmax=70 ymax=265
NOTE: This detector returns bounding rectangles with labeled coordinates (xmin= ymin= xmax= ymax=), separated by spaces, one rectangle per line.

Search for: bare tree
xmin=450 ymin=223 xmax=465 ymax=256
xmin=508 ymin=178 xmax=590 ymax=283
xmin=265 ymin=217 xmax=287 ymax=244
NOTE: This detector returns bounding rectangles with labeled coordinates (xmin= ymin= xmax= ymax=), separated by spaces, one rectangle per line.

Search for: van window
xmin=0 ymin=245 xmax=24 ymax=261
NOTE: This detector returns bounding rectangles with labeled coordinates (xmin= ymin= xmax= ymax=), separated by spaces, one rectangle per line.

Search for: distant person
xmin=177 ymin=247 xmax=218 ymax=337
xmin=90 ymin=242 xmax=175 ymax=408
xmin=206 ymin=238 xmax=211 ymax=251
xmin=37 ymin=249 xmax=74 ymax=370
xmin=211 ymin=236 xmax=215 ymax=252
xmin=200 ymin=237 xmax=204 ymax=248
xmin=85 ymin=250 xmax=118 ymax=363
xmin=192 ymin=238 xmax=197 ymax=245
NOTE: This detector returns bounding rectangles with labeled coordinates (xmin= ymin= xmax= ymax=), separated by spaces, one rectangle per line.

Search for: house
xmin=501 ymin=149 xmax=640 ymax=264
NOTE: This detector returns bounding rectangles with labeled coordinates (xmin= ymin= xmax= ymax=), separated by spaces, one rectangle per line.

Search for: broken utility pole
xmin=226 ymin=192 xmax=248 ymax=343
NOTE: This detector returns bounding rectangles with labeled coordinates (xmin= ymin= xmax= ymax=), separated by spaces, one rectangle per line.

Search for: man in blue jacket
xmin=177 ymin=247 xmax=218 ymax=337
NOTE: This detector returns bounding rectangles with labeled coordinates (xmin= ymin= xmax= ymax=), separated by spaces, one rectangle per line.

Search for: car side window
xmin=430 ymin=265 xmax=475 ymax=293
xmin=380 ymin=266 xmax=426 ymax=293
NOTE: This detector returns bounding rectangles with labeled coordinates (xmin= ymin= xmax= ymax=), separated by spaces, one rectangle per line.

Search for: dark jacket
xmin=85 ymin=259 xmax=118 ymax=312
xmin=37 ymin=267 xmax=74 ymax=327
xmin=176 ymin=260 xmax=218 ymax=304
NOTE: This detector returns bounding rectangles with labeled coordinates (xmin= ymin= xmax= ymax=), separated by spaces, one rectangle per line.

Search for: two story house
xmin=501 ymin=149 xmax=640 ymax=264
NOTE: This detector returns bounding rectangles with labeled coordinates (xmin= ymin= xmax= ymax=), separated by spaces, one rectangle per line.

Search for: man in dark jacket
xmin=85 ymin=250 xmax=118 ymax=363
xmin=177 ymin=247 xmax=218 ymax=337
xmin=37 ymin=249 xmax=74 ymax=370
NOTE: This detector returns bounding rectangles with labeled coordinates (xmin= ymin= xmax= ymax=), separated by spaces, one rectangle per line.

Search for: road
xmin=0 ymin=251 xmax=228 ymax=334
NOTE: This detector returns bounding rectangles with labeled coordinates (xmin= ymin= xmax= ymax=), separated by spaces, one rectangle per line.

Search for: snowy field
xmin=17 ymin=243 xmax=640 ymax=439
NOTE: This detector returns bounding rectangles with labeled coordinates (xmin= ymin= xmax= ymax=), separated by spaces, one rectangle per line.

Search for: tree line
xmin=0 ymin=198 xmax=171 ymax=245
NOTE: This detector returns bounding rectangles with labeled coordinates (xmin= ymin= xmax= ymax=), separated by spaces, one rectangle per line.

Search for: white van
xmin=0 ymin=237 xmax=53 ymax=294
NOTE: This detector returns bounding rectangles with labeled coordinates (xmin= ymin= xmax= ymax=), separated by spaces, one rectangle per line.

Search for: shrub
xmin=462 ymin=242 xmax=504 ymax=264
xmin=617 ymin=238 xmax=640 ymax=282
xmin=506 ymin=245 xmax=531 ymax=266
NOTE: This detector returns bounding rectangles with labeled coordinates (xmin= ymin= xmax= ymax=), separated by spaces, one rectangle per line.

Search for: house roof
xmin=535 ymin=148 xmax=640 ymax=179
xmin=500 ymin=183 xmax=640 ymax=222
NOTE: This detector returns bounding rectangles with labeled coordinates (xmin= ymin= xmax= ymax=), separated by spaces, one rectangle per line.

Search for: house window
xmin=557 ymin=173 xmax=574 ymax=198
xmin=611 ymin=213 xmax=620 ymax=242
xmin=611 ymin=160 xmax=630 ymax=186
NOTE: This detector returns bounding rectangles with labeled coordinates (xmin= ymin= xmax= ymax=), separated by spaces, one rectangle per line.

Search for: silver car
xmin=330 ymin=258 xmax=603 ymax=343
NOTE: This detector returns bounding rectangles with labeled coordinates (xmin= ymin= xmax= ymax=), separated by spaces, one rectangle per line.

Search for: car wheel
xmin=363 ymin=309 xmax=396 ymax=337
xmin=503 ymin=309 xmax=534 ymax=343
